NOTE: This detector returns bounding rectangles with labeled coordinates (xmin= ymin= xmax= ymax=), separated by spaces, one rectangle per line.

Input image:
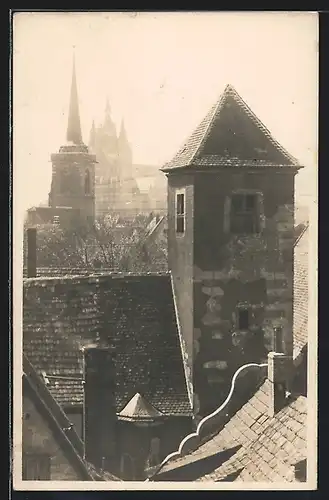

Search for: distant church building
xmin=27 ymin=58 xmax=166 ymax=225
xmin=164 ymin=84 xmax=302 ymax=416
xmin=88 ymin=102 xmax=142 ymax=218
xmin=27 ymin=57 xmax=96 ymax=228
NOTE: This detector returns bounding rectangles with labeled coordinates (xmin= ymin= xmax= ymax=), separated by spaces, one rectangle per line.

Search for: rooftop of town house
xmin=23 ymin=353 xmax=120 ymax=481
xmin=152 ymin=377 xmax=306 ymax=482
xmin=23 ymin=272 xmax=192 ymax=417
xmin=163 ymin=84 xmax=302 ymax=172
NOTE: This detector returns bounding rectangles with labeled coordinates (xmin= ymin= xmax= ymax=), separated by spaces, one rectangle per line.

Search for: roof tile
xmin=154 ymin=377 xmax=307 ymax=483
xmin=23 ymin=274 xmax=192 ymax=417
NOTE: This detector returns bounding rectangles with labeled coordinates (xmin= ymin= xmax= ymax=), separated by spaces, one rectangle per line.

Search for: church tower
xmin=49 ymin=55 xmax=96 ymax=224
xmin=118 ymin=119 xmax=133 ymax=180
xmin=163 ymin=84 xmax=303 ymax=416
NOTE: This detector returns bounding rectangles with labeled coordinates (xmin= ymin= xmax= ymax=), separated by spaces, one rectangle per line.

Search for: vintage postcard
xmin=12 ymin=11 xmax=318 ymax=490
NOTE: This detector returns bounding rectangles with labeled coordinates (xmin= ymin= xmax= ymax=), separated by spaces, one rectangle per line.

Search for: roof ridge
xmin=189 ymin=91 xmax=226 ymax=164
xmin=23 ymin=271 xmax=171 ymax=285
xmin=226 ymin=86 xmax=299 ymax=166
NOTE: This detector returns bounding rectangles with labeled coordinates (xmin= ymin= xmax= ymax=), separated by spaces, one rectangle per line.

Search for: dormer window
xmin=230 ymin=193 xmax=260 ymax=234
xmin=176 ymin=191 xmax=185 ymax=234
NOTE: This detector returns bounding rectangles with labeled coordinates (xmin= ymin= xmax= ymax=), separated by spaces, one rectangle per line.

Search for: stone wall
xmin=23 ymin=393 xmax=81 ymax=480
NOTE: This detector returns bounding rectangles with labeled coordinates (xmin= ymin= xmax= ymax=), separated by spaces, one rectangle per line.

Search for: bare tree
xmin=23 ymin=215 xmax=168 ymax=273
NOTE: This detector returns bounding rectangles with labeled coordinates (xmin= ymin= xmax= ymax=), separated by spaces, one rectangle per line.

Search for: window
xmin=230 ymin=193 xmax=260 ymax=234
xmin=238 ymin=308 xmax=249 ymax=330
xmin=176 ymin=192 xmax=185 ymax=234
xmin=23 ymin=453 xmax=51 ymax=480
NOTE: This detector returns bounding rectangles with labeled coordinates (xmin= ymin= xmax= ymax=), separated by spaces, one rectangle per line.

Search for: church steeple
xmin=66 ymin=54 xmax=83 ymax=145
xmin=103 ymin=97 xmax=116 ymax=137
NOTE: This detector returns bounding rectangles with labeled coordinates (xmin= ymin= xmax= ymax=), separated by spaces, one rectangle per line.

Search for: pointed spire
xmin=66 ymin=53 xmax=83 ymax=145
xmin=102 ymin=97 xmax=116 ymax=136
xmin=105 ymin=98 xmax=111 ymax=118
xmin=89 ymin=119 xmax=96 ymax=148
xmin=119 ymin=118 xmax=128 ymax=143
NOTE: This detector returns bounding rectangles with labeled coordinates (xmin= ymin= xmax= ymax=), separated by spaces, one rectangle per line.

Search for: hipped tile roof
xmin=154 ymin=379 xmax=307 ymax=482
xmin=163 ymin=84 xmax=301 ymax=172
xmin=23 ymin=267 xmax=117 ymax=278
xmin=118 ymin=392 xmax=165 ymax=421
xmin=23 ymin=273 xmax=192 ymax=417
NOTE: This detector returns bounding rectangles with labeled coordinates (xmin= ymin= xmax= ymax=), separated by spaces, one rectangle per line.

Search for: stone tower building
xmin=163 ymin=84 xmax=303 ymax=416
xmin=48 ymin=56 xmax=96 ymax=225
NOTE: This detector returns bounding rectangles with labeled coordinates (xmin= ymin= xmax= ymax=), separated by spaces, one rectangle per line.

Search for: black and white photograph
xmin=12 ymin=11 xmax=318 ymax=490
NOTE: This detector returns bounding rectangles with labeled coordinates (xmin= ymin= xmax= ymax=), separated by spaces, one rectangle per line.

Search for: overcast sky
xmin=13 ymin=11 xmax=318 ymax=216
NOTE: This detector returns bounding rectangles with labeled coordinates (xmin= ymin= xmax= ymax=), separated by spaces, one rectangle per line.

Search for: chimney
xmin=27 ymin=228 xmax=37 ymax=278
xmin=83 ymin=345 xmax=117 ymax=471
xmin=267 ymin=351 xmax=293 ymax=417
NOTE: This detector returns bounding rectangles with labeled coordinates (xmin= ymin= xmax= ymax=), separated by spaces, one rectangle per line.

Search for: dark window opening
xmin=230 ymin=193 xmax=260 ymax=234
xmin=23 ymin=453 xmax=51 ymax=480
xmin=176 ymin=193 xmax=185 ymax=234
xmin=85 ymin=170 xmax=91 ymax=195
xmin=238 ymin=308 xmax=249 ymax=330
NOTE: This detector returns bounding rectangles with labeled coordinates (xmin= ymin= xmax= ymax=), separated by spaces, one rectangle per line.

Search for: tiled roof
xmin=293 ymin=225 xmax=309 ymax=360
xmin=23 ymin=267 xmax=116 ymax=278
xmin=163 ymin=84 xmax=301 ymax=172
xmin=23 ymin=273 xmax=192 ymax=417
xmin=23 ymin=353 xmax=93 ymax=481
xmin=154 ymin=379 xmax=307 ymax=482
xmin=118 ymin=392 xmax=165 ymax=422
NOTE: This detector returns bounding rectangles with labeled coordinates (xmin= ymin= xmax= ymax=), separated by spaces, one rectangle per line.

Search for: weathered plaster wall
xmin=23 ymin=394 xmax=81 ymax=480
xmin=191 ymin=171 xmax=295 ymax=415
xmin=167 ymin=174 xmax=195 ymax=384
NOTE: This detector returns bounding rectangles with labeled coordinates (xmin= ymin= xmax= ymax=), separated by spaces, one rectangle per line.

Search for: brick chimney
xmin=83 ymin=345 xmax=117 ymax=471
xmin=27 ymin=227 xmax=37 ymax=278
xmin=267 ymin=351 xmax=293 ymax=417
